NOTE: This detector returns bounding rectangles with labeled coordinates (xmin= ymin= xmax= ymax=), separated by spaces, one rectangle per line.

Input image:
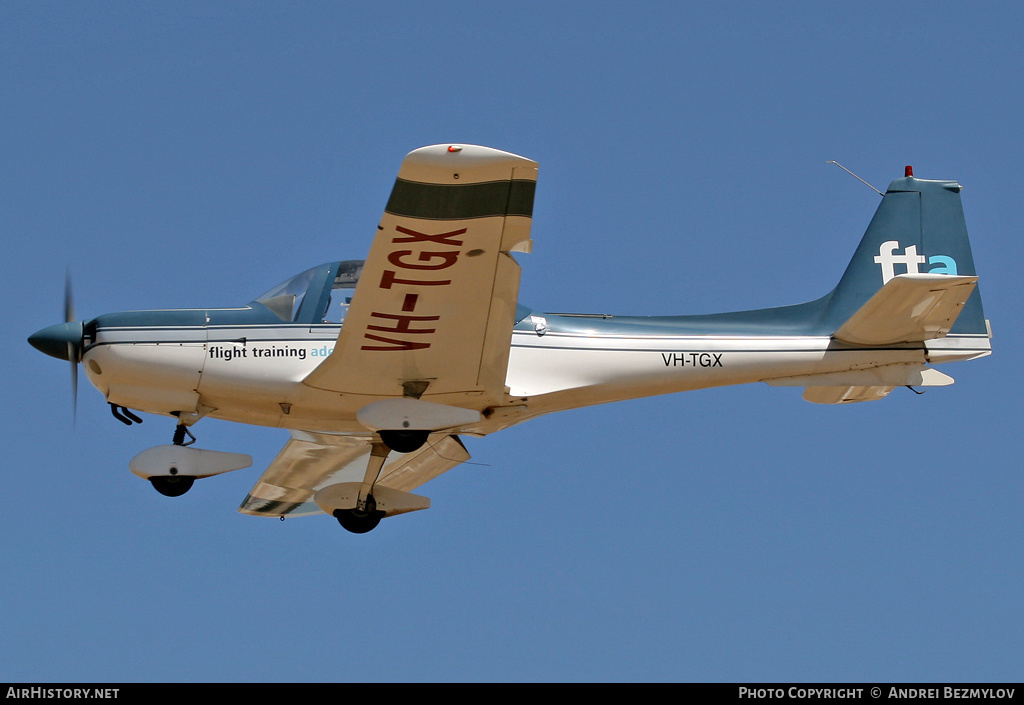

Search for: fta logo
xmin=873 ymin=240 xmax=958 ymax=284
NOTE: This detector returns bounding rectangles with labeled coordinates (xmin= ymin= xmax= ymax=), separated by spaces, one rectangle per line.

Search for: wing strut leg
xmin=357 ymin=442 xmax=390 ymax=512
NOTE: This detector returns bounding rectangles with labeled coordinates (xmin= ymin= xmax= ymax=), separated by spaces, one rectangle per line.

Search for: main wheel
xmin=334 ymin=496 xmax=383 ymax=534
xmin=150 ymin=475 xmax=195 ymax=497
xmin=379 ymin=429 xmax=430 ymax=453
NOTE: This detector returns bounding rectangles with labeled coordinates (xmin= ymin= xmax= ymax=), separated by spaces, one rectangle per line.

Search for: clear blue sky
xmin=3 ymin=1 xmax=1022 ymax=682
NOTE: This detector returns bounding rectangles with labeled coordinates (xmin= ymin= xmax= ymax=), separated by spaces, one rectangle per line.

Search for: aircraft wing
xmin=303 ymin=144 xmax=538 ymax=400
xmin=238 ymin=431 xmax=471 ymax=517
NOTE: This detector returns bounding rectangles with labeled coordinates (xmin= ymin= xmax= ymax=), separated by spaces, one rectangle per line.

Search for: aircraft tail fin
xmin=821 ymin=170 xmax=988 ymax=338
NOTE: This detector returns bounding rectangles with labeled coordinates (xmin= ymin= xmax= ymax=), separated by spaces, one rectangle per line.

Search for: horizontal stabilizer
xmin=803 ymin=385 xmax=894 ymax=404
xmin=793 ymin=365 xmax=953 ymax=405
xmin=833 ymin=273 xmax=978 ymax=346
xmin=766 ymin=364 xmax=954 ymax=388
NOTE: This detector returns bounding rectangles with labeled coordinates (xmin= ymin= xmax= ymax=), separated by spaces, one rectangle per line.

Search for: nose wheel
xmin=150 ymin=475 xmax=195 ymax=497
xmin=147 ymin=421 xmax=199 ymax=497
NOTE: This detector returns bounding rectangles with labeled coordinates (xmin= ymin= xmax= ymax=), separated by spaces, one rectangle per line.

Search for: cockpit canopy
xmin=252 ymin=259 xmax=533 ymax=326
xmin=253 ymin=260 xmax=364 ymax=323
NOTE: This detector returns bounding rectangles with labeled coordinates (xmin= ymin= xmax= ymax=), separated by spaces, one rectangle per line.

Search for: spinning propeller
xmin=28 ymin=270 xmax=86 ymax=419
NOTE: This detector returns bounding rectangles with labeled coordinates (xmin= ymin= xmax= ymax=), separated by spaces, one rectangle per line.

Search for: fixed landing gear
xmin=130 ymin=423 xmax=252 ymax=500
xmin=329 ymin=441 xmax=392 ymax=534
xmin=378 ymin=429 xmax=429 ymax=453
xmin=333 ymin=496 xmax=384 ymax=534
xmin=172 ymin=423 xmax=196 ymax=447
xmin=150 ymin=475 xmax=195 ymax=497
xmin=149 ymin=422 xmax=198 ymax=497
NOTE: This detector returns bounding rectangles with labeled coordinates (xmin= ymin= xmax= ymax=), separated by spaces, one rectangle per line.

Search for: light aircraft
xmin=28 ymin=145 xmax=992 ymax=533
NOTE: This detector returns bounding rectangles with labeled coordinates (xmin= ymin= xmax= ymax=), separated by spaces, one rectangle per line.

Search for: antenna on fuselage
xmin=827 ymin=161 xmax=884 ymax=197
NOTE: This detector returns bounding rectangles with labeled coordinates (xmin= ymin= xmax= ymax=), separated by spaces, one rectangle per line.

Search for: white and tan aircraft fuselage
xmin=29 ymin=145 xmax=992 ymax=533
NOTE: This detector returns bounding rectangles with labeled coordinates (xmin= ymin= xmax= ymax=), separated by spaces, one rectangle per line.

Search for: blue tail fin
xmin=822 ymin=171 xmax=987 ymax=335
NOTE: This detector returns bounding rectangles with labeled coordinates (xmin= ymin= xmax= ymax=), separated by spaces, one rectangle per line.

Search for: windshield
xmin=254 ymin=261 xmax=364 ymax=323
xmin=254 ymin=267 xmax=317 ymax=322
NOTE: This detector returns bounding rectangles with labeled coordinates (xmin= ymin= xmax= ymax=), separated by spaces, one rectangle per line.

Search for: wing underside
xmin=239 ymin=431 xmax=470 ymax=517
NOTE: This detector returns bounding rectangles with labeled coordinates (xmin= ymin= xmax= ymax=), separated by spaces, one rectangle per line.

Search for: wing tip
xmin=400 ymin=144 xmax=538 ymax=180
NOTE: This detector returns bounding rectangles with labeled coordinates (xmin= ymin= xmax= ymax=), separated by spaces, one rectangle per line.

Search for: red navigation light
xmin=448 ymin=145 xmax=462 ymax=153
xmin=905 ymin=165 xmax=914 ymax=178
